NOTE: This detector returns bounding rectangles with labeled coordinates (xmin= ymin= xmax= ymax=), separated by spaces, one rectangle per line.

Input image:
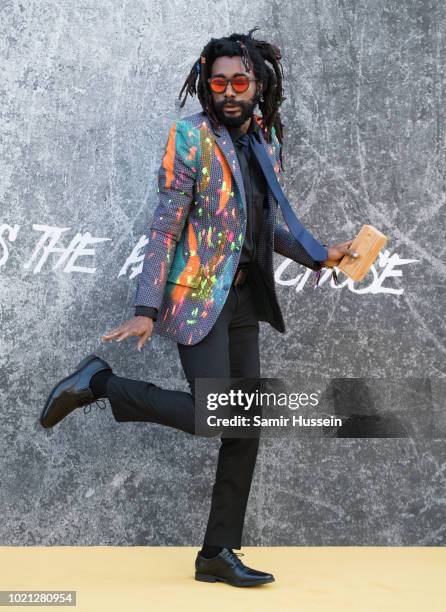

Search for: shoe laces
xmin=83 ymin=399 xmax=107 ymax=415
xmin=224 ymin=549 xmax=245 ymax=566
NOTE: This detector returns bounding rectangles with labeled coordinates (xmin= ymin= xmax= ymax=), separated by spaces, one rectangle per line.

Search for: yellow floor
xmin=0 ymin=547 xmax=445 ymax=611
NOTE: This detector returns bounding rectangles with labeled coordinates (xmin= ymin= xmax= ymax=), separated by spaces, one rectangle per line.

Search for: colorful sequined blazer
xmin=134 ymin=111 xmax=322 ymax=346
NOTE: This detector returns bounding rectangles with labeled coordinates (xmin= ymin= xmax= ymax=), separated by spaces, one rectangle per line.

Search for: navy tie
xmin=238 ymin=131 xmax=328 ymax=263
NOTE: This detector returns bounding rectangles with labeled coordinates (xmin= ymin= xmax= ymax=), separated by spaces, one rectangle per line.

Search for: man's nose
xmin=224 ymin=82 xmax=238 ymax=96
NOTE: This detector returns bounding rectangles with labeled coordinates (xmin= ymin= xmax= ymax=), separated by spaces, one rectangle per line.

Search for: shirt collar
xmin=227 ymin=115 xmax=260 ymax=144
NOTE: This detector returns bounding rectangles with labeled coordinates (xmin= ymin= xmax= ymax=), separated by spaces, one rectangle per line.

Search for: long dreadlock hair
xmin=178 ymin=27 xmax=286 ymax=170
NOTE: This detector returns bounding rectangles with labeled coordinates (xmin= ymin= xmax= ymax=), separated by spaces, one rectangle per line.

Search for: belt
xmin=233 ymin=265 xmax=249 ymax=287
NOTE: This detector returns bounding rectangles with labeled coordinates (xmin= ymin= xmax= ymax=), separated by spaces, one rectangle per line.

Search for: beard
xmin=213 ymin=91 xmax=261 ymax=128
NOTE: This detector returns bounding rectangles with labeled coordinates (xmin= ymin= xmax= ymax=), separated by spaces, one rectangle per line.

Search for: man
xmin=40 ymin=29 xmax=357 ymax=587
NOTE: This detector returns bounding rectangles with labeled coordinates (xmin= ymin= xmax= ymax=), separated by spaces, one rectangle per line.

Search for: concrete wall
xmin=1 ymin=0 xmax=444 ymax=545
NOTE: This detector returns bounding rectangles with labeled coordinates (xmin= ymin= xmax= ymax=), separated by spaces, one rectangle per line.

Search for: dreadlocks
xmin=178 ymin=27 xmax=286 ymax=169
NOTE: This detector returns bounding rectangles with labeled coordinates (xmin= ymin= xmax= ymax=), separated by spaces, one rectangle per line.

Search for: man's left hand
xmin=322 ymin=240 xmax=359 ymax=268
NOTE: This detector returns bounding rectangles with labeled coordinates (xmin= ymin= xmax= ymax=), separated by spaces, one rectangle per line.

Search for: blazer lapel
xmin=254 ymin=119 xmax=278 ymax=171
xmin=252 ymin=117 xmax=279 ymax=222
xmin=203 ymin=113 xmax=277 ymax=217
xmin=211 ymin=122 xmax=247 ymax=216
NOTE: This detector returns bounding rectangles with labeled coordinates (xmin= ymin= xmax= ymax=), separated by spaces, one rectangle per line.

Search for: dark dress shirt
xmin=226 ymin=117 xmax=267 ymax=265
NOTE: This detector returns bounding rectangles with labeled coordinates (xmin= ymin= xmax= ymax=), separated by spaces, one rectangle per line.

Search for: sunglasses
xmin=207 ymin=75 xmax=258 ymax=94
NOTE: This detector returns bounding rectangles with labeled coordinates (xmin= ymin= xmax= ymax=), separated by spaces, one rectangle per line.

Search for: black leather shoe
xmin=40 ymin=354 xmax=112 ymax=428
xmin=195 ymin=548 xmax=275 ymax=587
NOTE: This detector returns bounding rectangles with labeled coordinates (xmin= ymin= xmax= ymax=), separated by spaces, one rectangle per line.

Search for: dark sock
xmin=200 ymin=544 xmax=224 ymax=559
xmin=89 ymin=369 xmax=113 ymax=399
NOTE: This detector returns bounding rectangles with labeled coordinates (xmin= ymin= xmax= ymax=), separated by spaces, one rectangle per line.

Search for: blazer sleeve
xmin=134 ymin=120 xmax=198 ymax=312
xmin=274 ymin=224 xmax=323 ymax=271
xmin=271 ymin=127 xmax=325 ymax=271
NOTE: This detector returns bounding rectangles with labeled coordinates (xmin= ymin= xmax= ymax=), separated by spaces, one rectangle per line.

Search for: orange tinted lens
xmin=210 ymin=78 xmax=227 ymax=93
xmin=232 ymin=77 xmax=250 ymax=92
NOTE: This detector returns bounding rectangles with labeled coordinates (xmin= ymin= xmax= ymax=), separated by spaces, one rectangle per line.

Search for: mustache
xmin=215 ymin=95 xmax=259 ymax=113
xmin=217 ymin=100 xmax=245 ymax=110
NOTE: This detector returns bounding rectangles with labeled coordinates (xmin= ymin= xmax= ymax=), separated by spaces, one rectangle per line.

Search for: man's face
xmin=209 ymin=55 xmax=261 ymax=128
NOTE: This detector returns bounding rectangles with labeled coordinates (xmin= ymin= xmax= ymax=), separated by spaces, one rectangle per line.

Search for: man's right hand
xmin=102 ymin=316 xmax=154 ymax=352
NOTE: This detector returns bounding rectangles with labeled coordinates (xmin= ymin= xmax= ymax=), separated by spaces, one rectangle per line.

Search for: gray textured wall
xmin=1 ymin=0 xmax=445 ymax=546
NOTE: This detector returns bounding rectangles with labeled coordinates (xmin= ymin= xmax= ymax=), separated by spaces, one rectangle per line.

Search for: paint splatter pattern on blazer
xmin=134 ymin=111 xmax=321 ymax=345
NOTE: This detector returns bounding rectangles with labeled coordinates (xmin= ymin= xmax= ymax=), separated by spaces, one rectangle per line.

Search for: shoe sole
xmin=195 ymin=572 xmax=274 ymax=587
xmin=40 ymin=353 xmax=99 ymax=428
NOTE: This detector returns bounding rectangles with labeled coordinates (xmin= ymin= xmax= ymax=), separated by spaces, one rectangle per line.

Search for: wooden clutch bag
xmin=337 ymin=224 xmax=388 ymax=282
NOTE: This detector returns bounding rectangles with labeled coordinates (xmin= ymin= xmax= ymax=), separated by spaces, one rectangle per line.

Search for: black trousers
xmin=106 ymin=276 xmax=261 ymax=549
